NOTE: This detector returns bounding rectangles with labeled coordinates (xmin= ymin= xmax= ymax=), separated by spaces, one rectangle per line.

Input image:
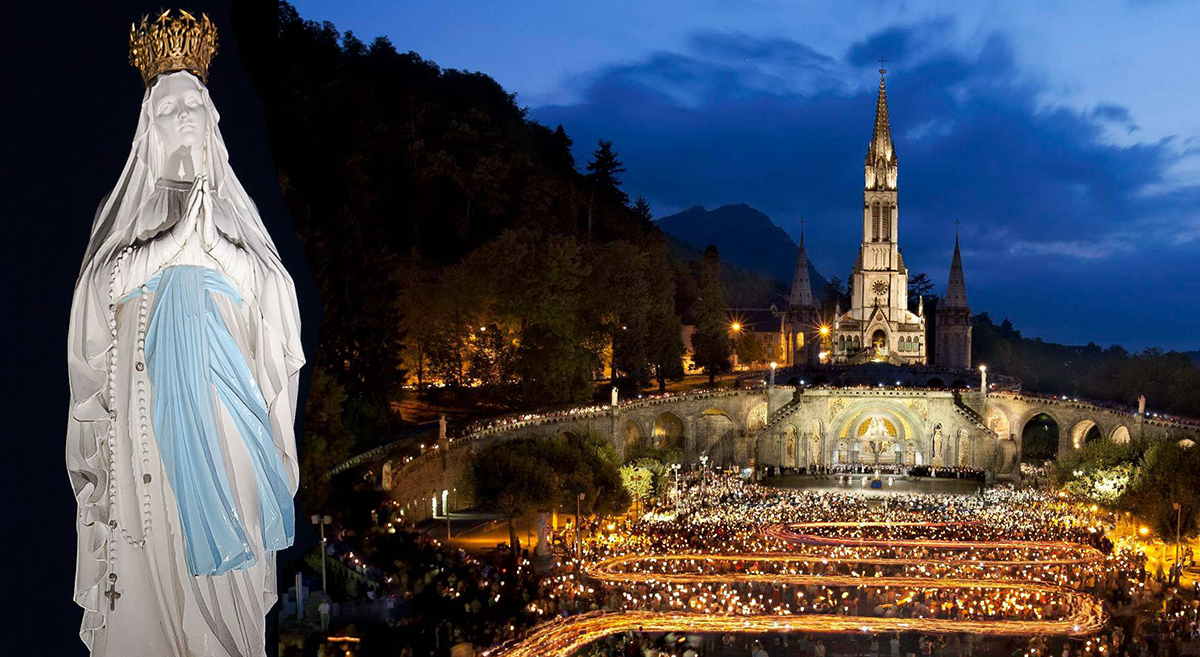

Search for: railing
xmin=331 ymin=385 xmax=773 ymax=476
xmin=763 ymin=398 xmax=801 ymax=430
xmin=954 ymin=399 xmax=997 ymax=438
xmin=988 ymin=391 xmax=1200 ymax=431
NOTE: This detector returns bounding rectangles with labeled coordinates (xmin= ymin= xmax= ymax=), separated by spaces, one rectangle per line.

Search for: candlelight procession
xmin=477 ymin=474 xmax=1192 ymax=657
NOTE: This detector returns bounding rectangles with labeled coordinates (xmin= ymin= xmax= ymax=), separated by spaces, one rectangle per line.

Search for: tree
xmin=908 ymin=273 xmax=934 ymax=312
xmin=619 ymin=464 xmax=653 ymax=517
xmin=691 ymin=246 xmax=732 ymax=384
xmin=1128 ymin=441 xmax=1200 ymax=539
xmin=468 ymin=435 xmax=630 ymax=558
xmin=823 ymin=277 xmax=847 ymax=316
xmin=298 ymin=366 xmax=356 ymax=514
xmin=468 ymin=438 xmax=558 ymax=557
xmin=646 ymin=244 xmax=685 ymax=392
xmin=585 ymin=139 xmax=628 ymax=205
xmin=589 ymin=241 xmax=653 ymax=388
xmin=736 ymin=333 xmax=767 ymax=365
xmin=632 ymin=196 xmax=653 ymax=223
xmin=908 ymin=273 xmax=934 ymax=299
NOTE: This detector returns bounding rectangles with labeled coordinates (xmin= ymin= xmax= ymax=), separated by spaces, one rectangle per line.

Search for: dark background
xmin=2 ymin=2 xmax=319 ymax=654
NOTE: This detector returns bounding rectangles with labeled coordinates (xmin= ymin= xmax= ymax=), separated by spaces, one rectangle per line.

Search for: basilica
xmin=782 ymin=68 xmax=972 ymax=370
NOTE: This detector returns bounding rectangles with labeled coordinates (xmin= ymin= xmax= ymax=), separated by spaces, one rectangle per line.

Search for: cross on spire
xmin=800 ymin=217 xmax=806 ymax=243
xmin=878 ymin=57 xmax=887 ymax=76
xmin=955 ymin=219 xmax=961 ymax=237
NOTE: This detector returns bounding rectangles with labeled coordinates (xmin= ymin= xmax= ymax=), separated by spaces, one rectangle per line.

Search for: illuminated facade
xmin=783 ymin=68 xmax=976 ymax=366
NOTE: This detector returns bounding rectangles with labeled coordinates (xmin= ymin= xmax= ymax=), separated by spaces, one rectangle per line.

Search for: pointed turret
xmin=864 ymin=68 xmax=898 ymax=193
xmin=944 ymin=233 xmax=969 ymax=309
xmin=935 ymin=227 xmax=972 ymax=370
xmin=866 ymin=69 xmax=896 ymax=169
xmin=788 ymin=224 xmax=816 ymax=309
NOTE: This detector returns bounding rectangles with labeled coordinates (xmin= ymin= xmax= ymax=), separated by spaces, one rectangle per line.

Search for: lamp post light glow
xmin=576 ymin=492 xmax=586 ymax=561
xmin=1174 ymin=502 xmax=1182 ymax=568
xmin=310 ymin=514 xmax=332 ymax=592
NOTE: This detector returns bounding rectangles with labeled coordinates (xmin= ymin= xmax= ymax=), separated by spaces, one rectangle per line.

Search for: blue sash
xmin=129 ymin=265 xmax=295 ymax=575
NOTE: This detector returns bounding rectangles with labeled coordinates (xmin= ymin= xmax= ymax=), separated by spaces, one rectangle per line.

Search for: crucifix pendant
xmin=106 ymin=573 xmax=121 ymax=611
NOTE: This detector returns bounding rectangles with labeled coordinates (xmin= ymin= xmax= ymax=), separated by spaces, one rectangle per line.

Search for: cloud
xmin=531 ymin=20 xmax=1200 ymax=349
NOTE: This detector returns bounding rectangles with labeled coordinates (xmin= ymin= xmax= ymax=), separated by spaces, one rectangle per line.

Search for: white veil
xmin=66 ymin=71 xmax=305 ymax=647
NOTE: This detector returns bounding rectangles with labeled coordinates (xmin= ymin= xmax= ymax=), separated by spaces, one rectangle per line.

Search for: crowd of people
xmin=296 ymin=470 xmax=1200 ymax=657
xmin=766 ymin=463 xmax=986 ymax=482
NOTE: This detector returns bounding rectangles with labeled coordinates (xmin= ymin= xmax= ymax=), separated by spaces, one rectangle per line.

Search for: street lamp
xmin=310 ymin=514 xmax=332 ymax=592
xmin=1174 ymin=502 xmax=1182 ymax=573
xmin=670 ymin=463 xmax=682 ymax=514
xmin=769 ymin=361 xmax=777 ymax=389
xmin=699 ymin=455 xmax=709 ymax=503
xmin=576 ymin=492 xmax=586 ymax=561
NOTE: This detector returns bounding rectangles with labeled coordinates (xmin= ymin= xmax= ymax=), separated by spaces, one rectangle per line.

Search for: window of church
xmin=871 ymin=203 xmax=880 ymax=241
xmin=882 ymin=205 xmax=892 ymax=242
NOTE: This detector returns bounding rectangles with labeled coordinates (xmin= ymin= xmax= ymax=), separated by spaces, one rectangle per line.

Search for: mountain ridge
xmin=656 ymin=203 xmax=830 ymax=303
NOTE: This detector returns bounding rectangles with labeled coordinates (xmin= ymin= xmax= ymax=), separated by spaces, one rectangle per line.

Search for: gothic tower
xmin=830 ymin=68 xmax=926 ymax=364
xmin=935 ymin=231 xmax=972 ymax=369
xmin=785 ymin=225 xmax=820 ymax=366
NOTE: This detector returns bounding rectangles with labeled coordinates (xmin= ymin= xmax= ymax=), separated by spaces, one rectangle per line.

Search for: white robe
xmin=67 ymin=73 xmax=304 ymax=657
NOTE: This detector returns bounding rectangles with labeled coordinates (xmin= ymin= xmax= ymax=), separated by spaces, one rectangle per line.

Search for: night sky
xmin=294 ymin=0 xmax=1200 ymax=351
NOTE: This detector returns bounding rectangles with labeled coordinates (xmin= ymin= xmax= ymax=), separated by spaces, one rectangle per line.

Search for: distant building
xmin=781 ymin=67 xmax=971 ymax=369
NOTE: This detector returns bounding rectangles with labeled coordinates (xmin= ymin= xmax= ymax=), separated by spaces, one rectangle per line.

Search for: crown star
xmin=129 ymin=9 xmax=218 ymax=86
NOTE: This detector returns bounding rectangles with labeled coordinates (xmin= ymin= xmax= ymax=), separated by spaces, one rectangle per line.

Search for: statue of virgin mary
xmin=66 ymin=11 xmax=305 ymax=656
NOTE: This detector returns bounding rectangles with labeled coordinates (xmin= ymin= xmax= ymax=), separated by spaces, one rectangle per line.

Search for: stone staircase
xmin=954 ymin=397 xmax=998 ymax=438
xmin=763 ymin=397 xmax=802 ymax=431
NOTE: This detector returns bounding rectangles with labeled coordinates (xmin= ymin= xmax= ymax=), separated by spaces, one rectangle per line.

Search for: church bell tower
xmin=830 ymin=67 xmax=926 ymax=364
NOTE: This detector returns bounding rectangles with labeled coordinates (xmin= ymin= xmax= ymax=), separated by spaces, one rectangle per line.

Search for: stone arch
xmin=652 ymin=411 xmax=685 ymax=450
xmin=1180 ymin=439 xmax=1196 ymax=449
xmin=697 ymin=408 xmax=738 ymax=466
xmin=623 ymin=419 xmax=645 ymax=455
xmin=746 ymin=402 xmax=768 ymax=433
xmin=1110 ymin=425 xmax=1131 ymax=445
xmin=926 ymin=377 xmax=945 ymax=389
xmin=553 ymin=429 xmax=581 ymax=443
xmin=1020 ymin=412 xmax=1061 ymax=460
xmin=950 ymin=378 xmax=968 ymax=389
xmin=1070 ymin=419 xmax=1100 ymax=449
xmin=828 ymin=398 xmax=923 ymax=465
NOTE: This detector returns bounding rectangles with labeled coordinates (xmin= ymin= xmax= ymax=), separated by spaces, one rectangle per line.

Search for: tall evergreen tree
xmin=586 ymin=139 xmax=629 ymax=205
xmin=646 ymin=243 xmax=685 ymax=391
xmin=691 ymin=246 xmax=732 ymax=384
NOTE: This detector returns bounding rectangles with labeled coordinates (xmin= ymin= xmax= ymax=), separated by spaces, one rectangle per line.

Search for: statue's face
xmin=151 ymin=73 xmax=208 ymax=152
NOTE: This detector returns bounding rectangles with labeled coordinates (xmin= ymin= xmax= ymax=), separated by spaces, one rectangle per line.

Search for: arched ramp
xmin=652 ymin=411 xmax=685 ymax=450
xmin=1021 ymin=413 xmax=1060 ymax=461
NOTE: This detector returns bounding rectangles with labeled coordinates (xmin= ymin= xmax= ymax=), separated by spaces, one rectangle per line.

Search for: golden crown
xmin=129 ymin=9 xmax=218 ymax=86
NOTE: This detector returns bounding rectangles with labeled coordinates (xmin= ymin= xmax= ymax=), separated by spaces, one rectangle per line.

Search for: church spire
xmin=866 ymin=65 xmax=896 ymax=172
xmin=788 ymin=218 xmax=816 ymax=309
xmin=944 ymin=228 xmax=969 ymax=309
